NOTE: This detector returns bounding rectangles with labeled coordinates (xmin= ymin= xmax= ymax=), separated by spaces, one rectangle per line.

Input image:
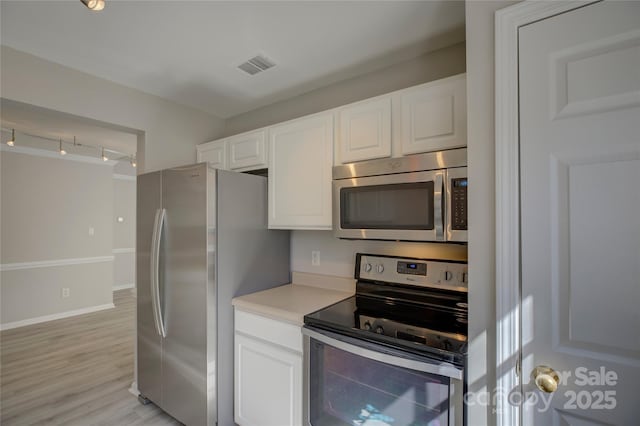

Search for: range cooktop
xmin=304 ymin=254 xmax=468 ymax=365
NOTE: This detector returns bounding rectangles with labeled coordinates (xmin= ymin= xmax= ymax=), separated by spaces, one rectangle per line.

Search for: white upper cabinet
xmin=227 ymin=129 xmax=268 ymax=171
xmin=336 ymin=96 xmax=392 ymax=164
xmin=399 ymin=73 xmax=467 ymax=155
xmin=196 ymin=129 xmax=268 ymax=172
xmin=268 ymin=112 xmax=333 ymax=229
xmin=196 ymin=139 xmax=227 ymax=169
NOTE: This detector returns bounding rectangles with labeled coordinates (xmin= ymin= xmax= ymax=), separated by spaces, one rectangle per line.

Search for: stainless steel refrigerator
xmin=136 ymin=163 xmax=290 ymax=426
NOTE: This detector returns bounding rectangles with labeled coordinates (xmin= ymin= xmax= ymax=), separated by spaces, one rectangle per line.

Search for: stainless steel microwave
xmin=333 ymin=148 xmax=467 ymax=242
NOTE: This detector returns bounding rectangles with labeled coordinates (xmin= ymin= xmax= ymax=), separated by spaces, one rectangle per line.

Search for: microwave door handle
xmin=434 ymin=173 xmax=444 ymax=240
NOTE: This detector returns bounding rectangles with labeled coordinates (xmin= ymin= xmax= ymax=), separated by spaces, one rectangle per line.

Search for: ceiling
xmin=0 ymin=0 xmax=465 ymax=119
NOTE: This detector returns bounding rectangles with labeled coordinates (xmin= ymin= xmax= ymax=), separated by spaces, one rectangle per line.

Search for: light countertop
xmin=231 ymin=271 xmax=355 ymax=325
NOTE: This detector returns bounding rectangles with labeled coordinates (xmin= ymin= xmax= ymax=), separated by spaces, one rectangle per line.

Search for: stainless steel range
xmin=303 ymin=253 xmax=468 ymax=426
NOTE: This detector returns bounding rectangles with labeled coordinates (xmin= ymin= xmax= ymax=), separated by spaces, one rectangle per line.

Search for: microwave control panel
xmin=451 ymin=178 xmax=468 ymax=231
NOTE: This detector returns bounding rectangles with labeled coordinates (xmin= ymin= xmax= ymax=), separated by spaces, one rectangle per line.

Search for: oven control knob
xmin=364 ymin=263 xmax=372 ymax=273
xmin=443 ymin=271 xmax=453 ymax=281
xmin=363 ymin=321 xmax=372 ymax=330
xmin=376 ymin=264 xmax=385 ymax=273
xmin=375 ymin=326 xmax=384 ymax=334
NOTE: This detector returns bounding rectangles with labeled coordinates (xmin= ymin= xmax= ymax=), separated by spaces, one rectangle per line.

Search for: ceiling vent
xmin=238 ymin=55 xmax=276 ymax=76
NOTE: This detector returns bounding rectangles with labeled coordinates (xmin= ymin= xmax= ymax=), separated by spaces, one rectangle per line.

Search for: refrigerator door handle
xmin=150 ymin=208 xmax=167 ymax=338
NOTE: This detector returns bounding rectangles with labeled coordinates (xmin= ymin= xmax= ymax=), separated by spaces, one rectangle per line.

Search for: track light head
xmin=59 ymin=139 xmax=67 ymax=156
xmin=102 ymin=147 xmax=109 ymax=162
xmin=130 ymin=156 xmax=137 ymax=168
xmin=81 ymin=0 xmax=105 ymax=11
xmin=7 ymin=129 xmax=15 ymax=146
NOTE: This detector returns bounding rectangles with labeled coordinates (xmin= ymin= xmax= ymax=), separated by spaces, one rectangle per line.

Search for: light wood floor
xmin=1 ymin=289 xmax=181 ymax=426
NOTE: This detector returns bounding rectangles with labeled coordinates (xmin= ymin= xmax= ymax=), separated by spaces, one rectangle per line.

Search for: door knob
xmin=531 ymin=365 xmax=560 ymax=393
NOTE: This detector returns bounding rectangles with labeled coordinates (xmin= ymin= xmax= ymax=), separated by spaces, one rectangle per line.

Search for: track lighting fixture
xmin=2 ymin=128 xmax=135 ymax=163
xmin=80 ymin=0 xmax=105 ymax=11
xmin=7 ymin=129 xmax=15 ymax=146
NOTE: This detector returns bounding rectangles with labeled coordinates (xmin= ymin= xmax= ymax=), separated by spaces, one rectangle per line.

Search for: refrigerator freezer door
xmin=161 ymin=164 xmax=210 ymax=426
xmin=137 ymin=171 xmax=163 ymax=407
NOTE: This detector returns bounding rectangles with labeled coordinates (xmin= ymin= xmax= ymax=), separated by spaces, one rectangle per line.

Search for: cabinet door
xmin=337 ymin=96 xmax=391 ymax=164
xmin=228 ymin=129 xmax=268 ymax=171
xmin=268 ymin=113 xmax=333 ymax=229
xmin=235 ymin=333 xmax=302 ymax=426
xmin=196 ymin=139 xmax=227 ymax=169
xmin=400 ymin=74 xmax=466 ymax=154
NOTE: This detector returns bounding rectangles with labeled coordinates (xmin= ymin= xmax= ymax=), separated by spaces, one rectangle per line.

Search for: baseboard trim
xmin=129 ymin=381 xmax=139 ymax=397
xmin=0 ymin=303 xmax=115 ymax=331
xmin=113 ymin=283 xmax=135 ymax=291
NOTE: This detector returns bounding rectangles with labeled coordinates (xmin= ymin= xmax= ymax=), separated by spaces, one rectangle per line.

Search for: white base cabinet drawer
xmin=235 ymin=309 xmax=302 ymax=353
xmin=234 ymin=332 xmax=303 ymax=426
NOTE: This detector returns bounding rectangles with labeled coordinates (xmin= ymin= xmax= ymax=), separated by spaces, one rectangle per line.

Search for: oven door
xmin=333 ymin=170 xmax=445 ymax=242
xmin=303 ymin=327 xmax=463 ymax=426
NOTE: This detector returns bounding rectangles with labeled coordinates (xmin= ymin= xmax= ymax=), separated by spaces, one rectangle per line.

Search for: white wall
xmin=292 ymin=231 xmax=467 ymax=277
xmin=465 ymin=2 xmax=517 ymax=425
xmin=113 ymin=162 xmax=136 ymax=290
xmin=224 ymin=42 xmax=466 ymax=136
xmin=0 ymin=146 xmax=114 ymax=328
xmin=0 ymin=46 xmax=225 ymax=173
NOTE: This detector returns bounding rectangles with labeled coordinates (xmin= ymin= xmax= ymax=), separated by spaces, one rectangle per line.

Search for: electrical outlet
xmin=311 ymin=250 xmax=321 ymax=266
xmin=61 ymin=288 xmax=70 ymax=298
xmin=88 ymin=227 xmax=95 ymax=236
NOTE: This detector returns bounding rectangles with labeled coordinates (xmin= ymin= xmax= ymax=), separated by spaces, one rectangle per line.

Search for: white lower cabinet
xmin=234 ymin=310 xmax=303 ymax=426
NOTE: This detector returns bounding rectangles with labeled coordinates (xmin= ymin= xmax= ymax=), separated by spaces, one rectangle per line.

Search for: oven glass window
xmin=340 ymin=182 xmax=434 ymax=230
xmin=309 ymin=338 xmax=451 ymax=426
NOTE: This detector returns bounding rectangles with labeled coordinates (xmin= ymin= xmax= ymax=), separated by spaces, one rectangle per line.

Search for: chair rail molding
xmin=0 ymin=256 xmax=114 ymax=272
xmin=494 ymin=2 xmax=596 ymax=426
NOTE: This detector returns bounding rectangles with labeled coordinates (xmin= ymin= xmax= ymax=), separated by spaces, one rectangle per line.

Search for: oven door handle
xmin=302 ymin=327 xmax=463 ymax=380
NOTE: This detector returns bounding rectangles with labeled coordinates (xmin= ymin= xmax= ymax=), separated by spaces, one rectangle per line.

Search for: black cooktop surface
xmin=304 ymin=285 xmax=468 ymax=365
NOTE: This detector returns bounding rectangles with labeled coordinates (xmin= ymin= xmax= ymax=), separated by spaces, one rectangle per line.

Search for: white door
xmin=519 ymin=2 xmax=640 ymax=425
